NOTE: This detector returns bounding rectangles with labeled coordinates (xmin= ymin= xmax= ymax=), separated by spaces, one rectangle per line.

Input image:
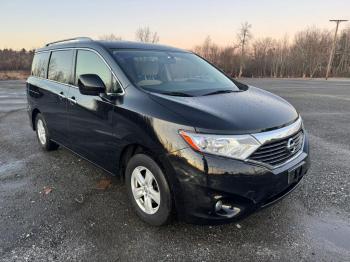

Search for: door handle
xmin=58 ymin=91 xmax=65 ymax=100
xmin=68 ymin=96 xmax=77 ymax=104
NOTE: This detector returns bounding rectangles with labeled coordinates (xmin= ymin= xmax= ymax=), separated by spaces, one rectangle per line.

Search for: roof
xmin=36 ymin=38 xmax=188 ymax=53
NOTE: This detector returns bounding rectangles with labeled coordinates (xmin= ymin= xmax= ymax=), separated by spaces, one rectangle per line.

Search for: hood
xmin=148 ymin=86 xmax=299 ymax=134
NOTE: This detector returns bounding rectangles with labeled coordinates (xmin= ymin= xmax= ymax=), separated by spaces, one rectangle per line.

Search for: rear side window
xmin=31 ymin=52 xmax=50 ymax=78
xmin=48 ymin=50 xmax=74 ymax=84
xmin=75 ymin=50 xmax=122 ymax=93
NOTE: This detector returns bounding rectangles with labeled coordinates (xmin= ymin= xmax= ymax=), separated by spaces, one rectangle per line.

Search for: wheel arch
xmin=119 ymin=144 xmax=154 ymax=181
xmin=118 ymin=143 xmax=169 ymax=184
xmin=31 ymin=108 xmax=41 ymax=130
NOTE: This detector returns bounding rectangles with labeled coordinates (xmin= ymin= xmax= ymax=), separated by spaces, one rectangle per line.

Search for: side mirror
xmin=78 ymin=74 xmax=105 ymax=96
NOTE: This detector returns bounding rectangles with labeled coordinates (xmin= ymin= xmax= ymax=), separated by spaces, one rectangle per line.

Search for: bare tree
xmin=135 ymin=26 xmax=159 ymax=43
xmin=334 ymin=27 xmax=350 ymax=76
xmin=190 ymin=25 xmax=348 ymax=78
xmin=194 ymin=36 xmax=220 ymax=64
xmin=237 ymin=22 xmax=252 ymax=77
xmin=274 ymin=36 xmax=290 ymax=77
xmin=193 ymin=36 xmax=239 ymax=76
xmin=218 ymin=46 xmax=240 ymax=76
xmin=0 ymin=48 xmax=34 ymax=71
xmin=291 ymin=28 xmax=332 ymax=77
xmin=99 ymin=34 xmax=123 ymax=41
xmin=251 ymin=37 xmax=275 ymax=77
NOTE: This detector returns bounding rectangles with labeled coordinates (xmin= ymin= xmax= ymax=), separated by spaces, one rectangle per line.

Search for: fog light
xmin=215 ymin=200 xmax=223 ymax=212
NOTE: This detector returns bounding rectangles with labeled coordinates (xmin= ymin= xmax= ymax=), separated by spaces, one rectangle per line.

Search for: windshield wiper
xmin=202 ymin=89 xmax=235 ymax=96
xmin=160 ymin=91 xmax=193 ymax=97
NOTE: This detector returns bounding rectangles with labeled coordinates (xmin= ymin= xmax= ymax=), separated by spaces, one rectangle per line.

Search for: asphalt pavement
xmin=0 ymin=79 xmax=349 ymax=261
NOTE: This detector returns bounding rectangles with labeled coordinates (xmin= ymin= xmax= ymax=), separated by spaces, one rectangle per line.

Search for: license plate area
xmin=288 ymin=162 xmax=305 ymax=185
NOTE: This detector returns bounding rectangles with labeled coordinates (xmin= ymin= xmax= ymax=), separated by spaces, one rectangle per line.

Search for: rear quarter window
xmin=31 ymin=52 xmax=50 ymax=78
xmin=48 ymin=50 xmax=74 ymax=84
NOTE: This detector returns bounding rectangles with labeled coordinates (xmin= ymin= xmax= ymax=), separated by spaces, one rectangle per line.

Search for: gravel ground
xmin=0 ymin=79 xmax=349 ymax=262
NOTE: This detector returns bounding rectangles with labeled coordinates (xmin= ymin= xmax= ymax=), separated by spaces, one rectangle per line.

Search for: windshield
xmin=112 ymin=50 xmax=240 ymax=96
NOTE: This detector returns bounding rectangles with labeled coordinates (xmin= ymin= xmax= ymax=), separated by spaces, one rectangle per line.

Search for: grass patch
xmin=0 ymin=70 xmax=30 ymax=80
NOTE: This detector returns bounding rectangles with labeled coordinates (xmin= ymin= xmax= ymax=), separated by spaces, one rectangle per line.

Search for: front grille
xmin=249 ymin=129 xmax=304 ymax=167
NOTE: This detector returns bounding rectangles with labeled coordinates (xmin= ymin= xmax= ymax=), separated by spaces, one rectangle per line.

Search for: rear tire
xmin=35 ymin=113 xmax=59 ymax=151
xmin=125 ymin=154 xmax=173 ymax=226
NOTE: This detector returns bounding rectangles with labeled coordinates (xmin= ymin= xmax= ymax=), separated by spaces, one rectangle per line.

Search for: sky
xmin=1 ymin=0 xmax=349 ymax=50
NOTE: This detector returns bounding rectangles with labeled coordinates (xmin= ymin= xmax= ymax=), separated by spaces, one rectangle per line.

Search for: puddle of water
xmin=0 ymin=100 xmax=26 ymax=104
xmin=0 ymin=179 xmax=27 ymax=191
xmin=0 ymin=160 xmax=25 ymax=176
xmin=309 ymin=215 xmax=350 ymax=251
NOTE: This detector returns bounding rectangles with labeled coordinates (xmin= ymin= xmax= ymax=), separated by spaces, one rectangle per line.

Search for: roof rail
xmin=45 ymin=37 xmax=92 ymax=47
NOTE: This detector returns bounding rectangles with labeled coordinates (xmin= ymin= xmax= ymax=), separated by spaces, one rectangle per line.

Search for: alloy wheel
xmin=131 ymin=166 xmax=161 ymax=215
xmin=37 ymin=119 xmax=47 ymax=145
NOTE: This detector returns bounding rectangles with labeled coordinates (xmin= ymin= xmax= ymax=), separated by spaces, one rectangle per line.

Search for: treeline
xmin=1 ymin=25 xmax=350 ymax=78
xmin=193 ymin=26 xmax=350 ymax=78
xmin=0 ymin=48 xmax=34 ymax=71
xmin=0 ymin=26 xmax=159 ymax=73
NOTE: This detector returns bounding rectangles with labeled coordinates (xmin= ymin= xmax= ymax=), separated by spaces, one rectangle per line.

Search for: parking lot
xmin=0 ymin=78 xmax=349 ymax=261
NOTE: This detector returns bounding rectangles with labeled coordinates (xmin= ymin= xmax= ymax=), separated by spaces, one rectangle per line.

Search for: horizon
xmin=1 ymin=0 xmax=349 ymax=50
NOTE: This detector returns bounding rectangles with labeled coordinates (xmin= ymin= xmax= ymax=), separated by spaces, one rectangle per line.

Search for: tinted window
xmin=31 ymin=52 xmax=50 ymax=78
xmin=75 ymin=50 xmax=122 ymax=93
xmin=48 ymin=50 xmax=74 ymax=84
xmin=112 ymin=50 xmax=239 ymax=96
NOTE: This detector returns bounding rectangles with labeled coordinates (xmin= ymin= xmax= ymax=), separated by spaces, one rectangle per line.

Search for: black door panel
xmin=67 ymin=86 xmax=118 ymax=172
xmin=41 ymin=80 xmax=69 ymax=143
xmin=65 ymin=49 xmax=123 ymax=172
xmin=27 ymin=77 xmax=69 ymax=143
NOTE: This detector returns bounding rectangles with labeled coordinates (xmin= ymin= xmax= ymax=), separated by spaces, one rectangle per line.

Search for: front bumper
xmin=163 ymin=132 xmax=310 ymax=224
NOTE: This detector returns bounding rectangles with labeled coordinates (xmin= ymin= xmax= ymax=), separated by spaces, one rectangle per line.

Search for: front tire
xmin=35 ymin=113 xmax=59 ymax=151
xmin=125 ymin=154 xmax=173 ymax=226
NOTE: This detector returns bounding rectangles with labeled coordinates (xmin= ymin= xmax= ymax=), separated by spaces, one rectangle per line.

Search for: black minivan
xmin=27 ymin=37 xmax=310 ymax=225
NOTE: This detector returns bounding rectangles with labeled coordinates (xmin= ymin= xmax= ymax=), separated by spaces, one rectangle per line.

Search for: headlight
xmin=179 ymin=130 xmax=261 ymax=160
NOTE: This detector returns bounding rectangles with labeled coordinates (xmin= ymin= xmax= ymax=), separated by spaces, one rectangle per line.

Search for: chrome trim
xmin=57 ymin=93 xmax=66 ymax=98
xmin=34 ymin=47 xmax=125 ymax=96
xmin=247 ymin=122 xmax=305 ymax=170
xmin=106 ymin=92 xmax=124 ymax=97
xmin=28 ymin=89 xmax=40 ymax=95
xmin=33 ymin=76 xmax=78 ymax=90
xmin=67 ymin=97 xmax=77 ymax=104
xmin=251 ymin=118 xmax=302 ymax=145
xmin=247 ymin=140 xmax=304 ymax=169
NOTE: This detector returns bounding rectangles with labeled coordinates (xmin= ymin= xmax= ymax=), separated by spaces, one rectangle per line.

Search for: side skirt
xmin=50 ymin=139 xmax=119 ymax=177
